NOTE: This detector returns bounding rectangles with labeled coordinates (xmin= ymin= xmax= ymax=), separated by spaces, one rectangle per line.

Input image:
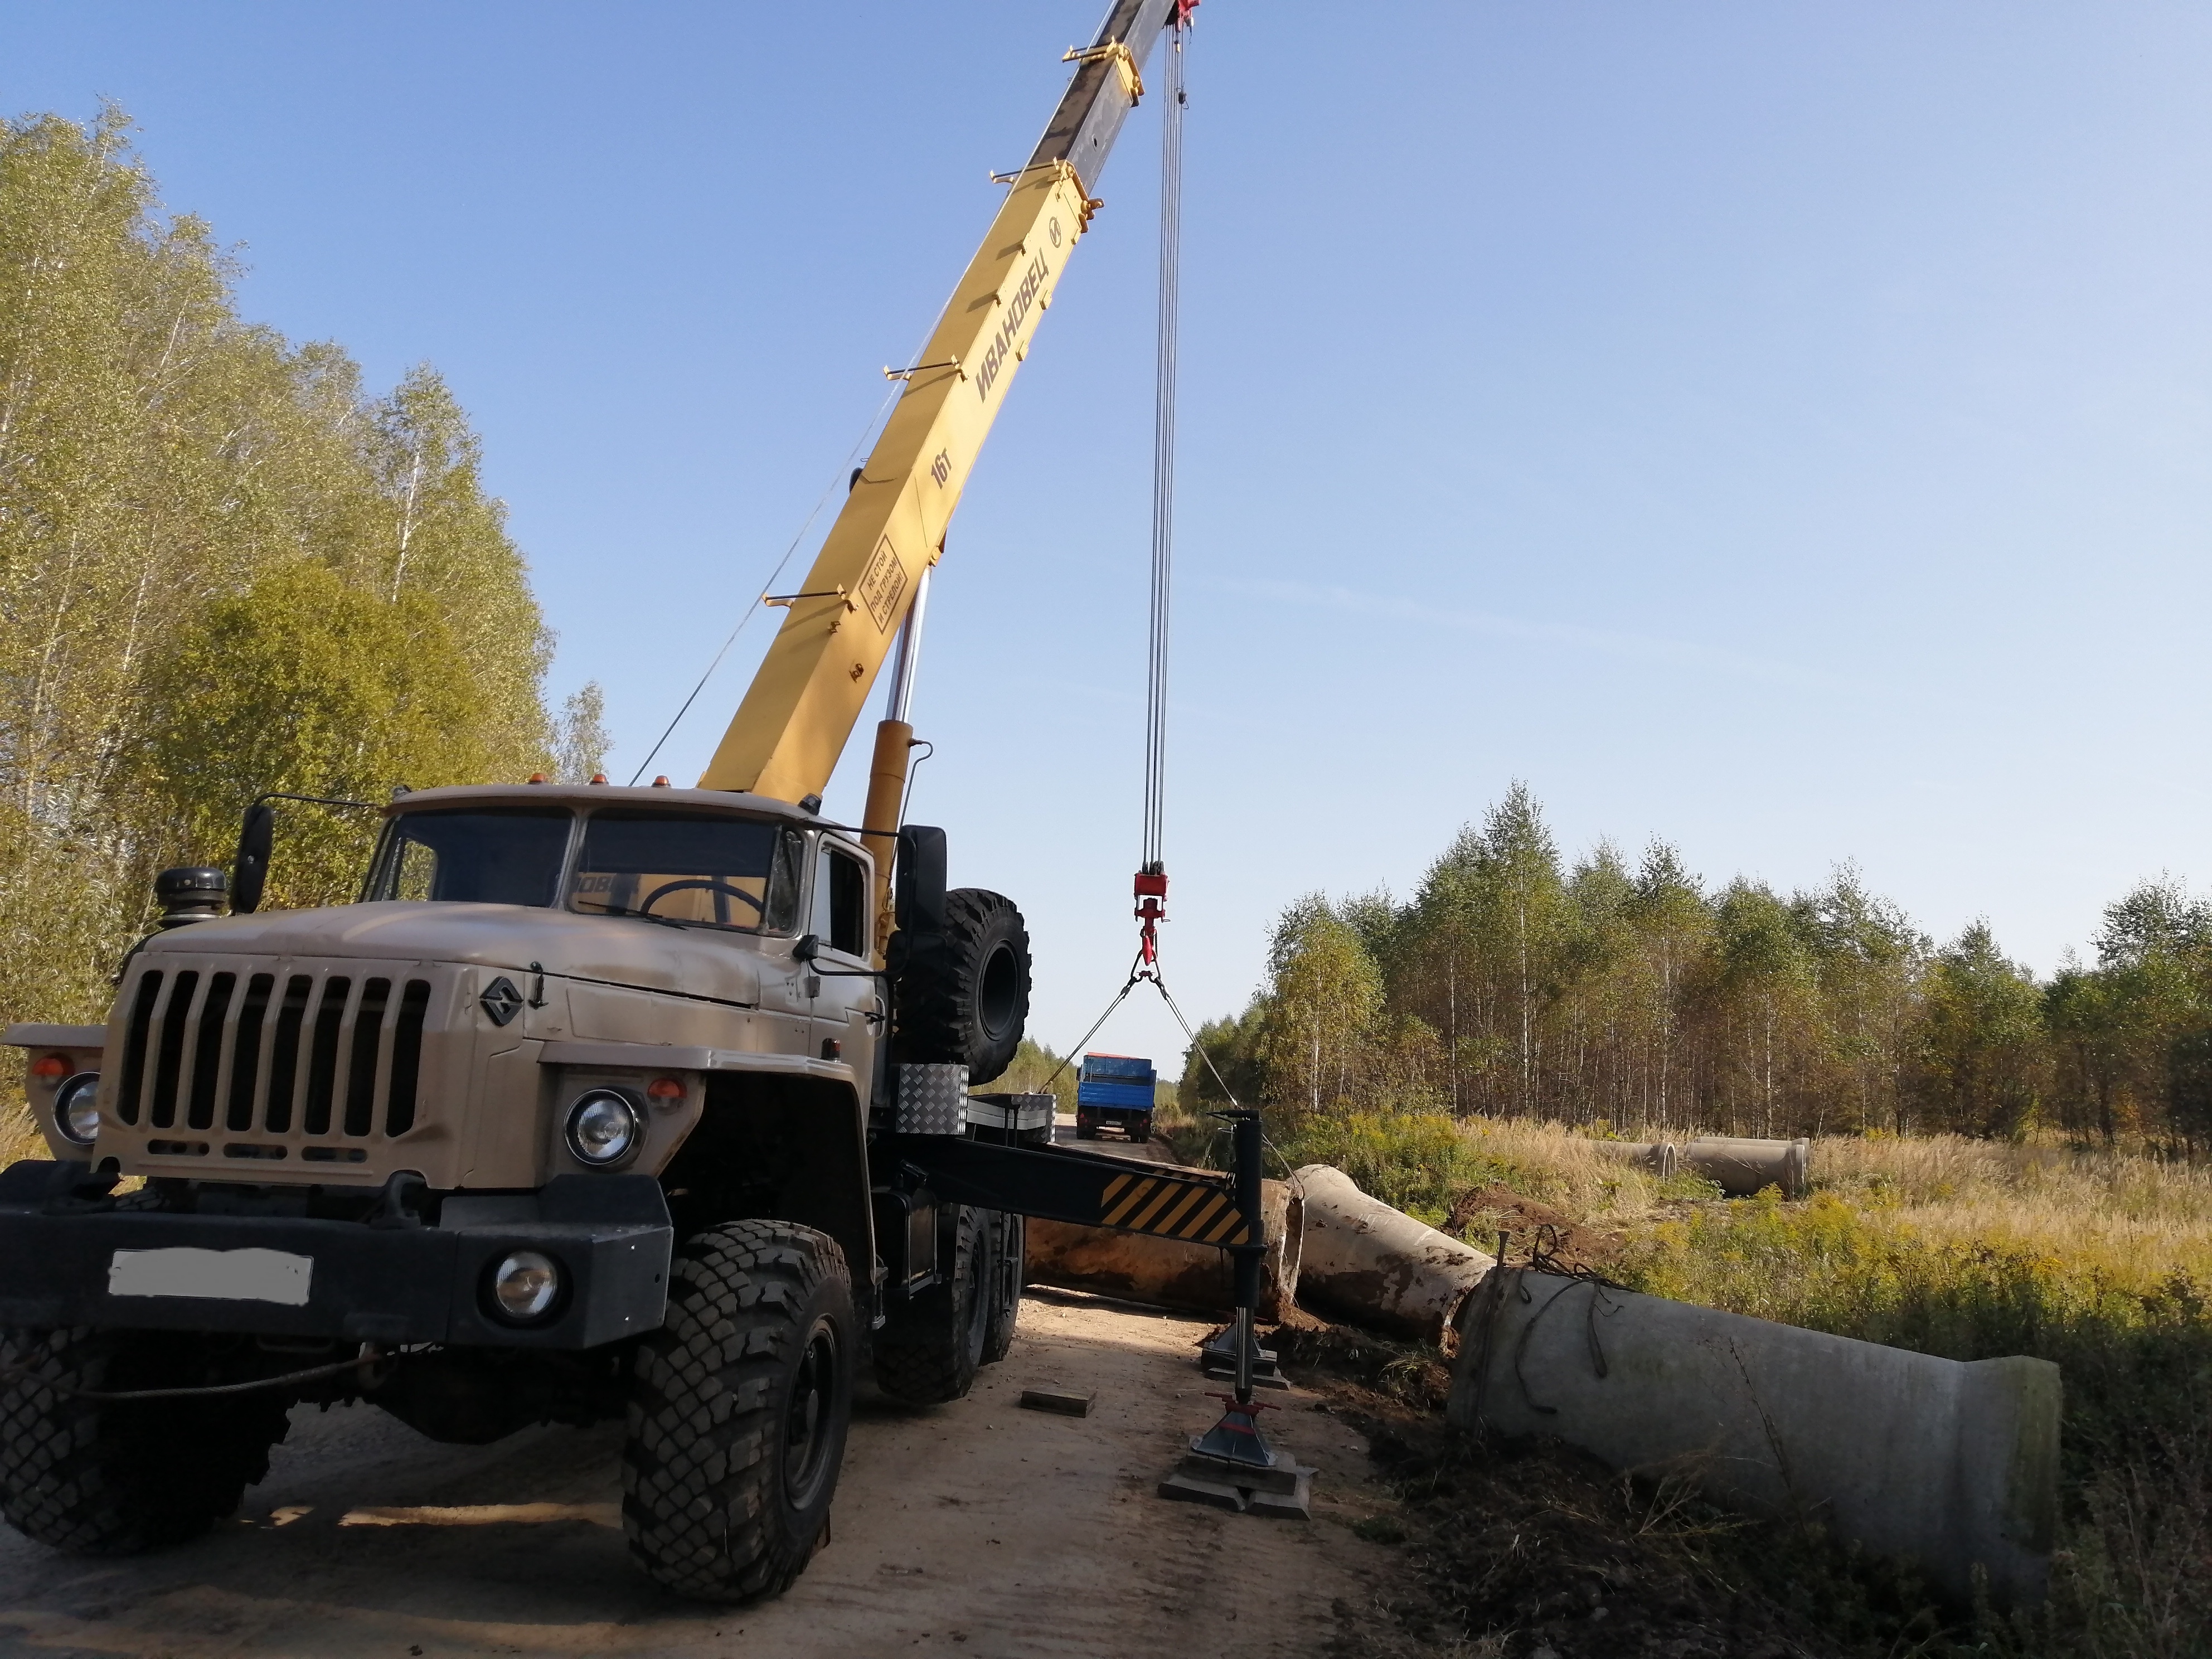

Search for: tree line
xmin=1184 ymin=783 xmax=2212 ymax=1148
xmin=1 ymin=107 xmax=599 ymax=1028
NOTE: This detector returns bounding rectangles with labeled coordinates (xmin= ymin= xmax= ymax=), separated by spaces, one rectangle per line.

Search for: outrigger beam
xmin=875 ymin=1134 xmax=1253 ymax=1249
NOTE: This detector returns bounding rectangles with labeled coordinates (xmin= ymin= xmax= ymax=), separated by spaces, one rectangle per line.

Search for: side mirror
xmin=232 ymin=802 xmax=274 ymax=914
xmin=895 ymin=826 xmax=947 ymax=937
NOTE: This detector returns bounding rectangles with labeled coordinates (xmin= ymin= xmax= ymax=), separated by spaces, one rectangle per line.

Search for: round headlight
xmin=488 ymin=1250 xmax=562 ymax=1323
xmin=54 ymin=1072 xmax=100 ymax=1146
xmin=565 ymin=1088 xmax=642 ymax=1167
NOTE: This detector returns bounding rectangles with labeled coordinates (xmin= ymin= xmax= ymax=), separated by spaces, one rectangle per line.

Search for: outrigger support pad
xmin=1192 ymin=1393 xmax=1280 ymax=1468
xmin=1160 ymin=1391 xmax=1316 ymax=1519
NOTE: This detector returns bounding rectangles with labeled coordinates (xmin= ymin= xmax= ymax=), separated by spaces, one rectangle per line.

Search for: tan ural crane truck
xmin=0 ymin=0 xmax=1251 ymax=1604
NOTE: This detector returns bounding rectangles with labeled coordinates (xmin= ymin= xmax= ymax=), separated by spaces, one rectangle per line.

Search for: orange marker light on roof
xmin=30 ymin=1054 xmax=69 ymax=1081
xmin=589 ymin=773 xmax=608 ymax=785
xmin=527 ymin=773 xmax=547 ymax=784
xmin=652 ymin=776 xmax=672 ymax=788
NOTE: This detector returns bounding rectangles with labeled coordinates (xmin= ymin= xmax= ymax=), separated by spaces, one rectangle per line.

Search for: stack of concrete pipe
xmin=1682 ymin=1134 xmax=1811 ymax=1198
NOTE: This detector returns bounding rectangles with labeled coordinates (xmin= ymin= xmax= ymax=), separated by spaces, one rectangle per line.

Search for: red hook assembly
xmin=1133 ymin=864 xmax=1168 ymax=976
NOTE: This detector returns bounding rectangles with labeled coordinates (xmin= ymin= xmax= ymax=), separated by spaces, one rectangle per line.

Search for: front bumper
xmin=0 ymin=1162 xmax=672 ymax=1350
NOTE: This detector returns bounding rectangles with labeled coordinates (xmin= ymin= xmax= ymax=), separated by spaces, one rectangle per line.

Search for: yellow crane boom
xmin=699 ymin=0 xmax=1184 ymax=914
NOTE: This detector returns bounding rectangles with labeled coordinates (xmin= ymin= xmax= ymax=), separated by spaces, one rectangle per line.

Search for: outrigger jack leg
xmin=1158 ymin=1108 xmax=1315 ymax=1518
xmin=1198 ymin=1323 xmax=1288 ymax=1389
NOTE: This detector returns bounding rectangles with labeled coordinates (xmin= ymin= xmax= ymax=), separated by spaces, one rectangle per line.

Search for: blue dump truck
xmin=1075 ymin=1052 xmax=1156 ymax=1142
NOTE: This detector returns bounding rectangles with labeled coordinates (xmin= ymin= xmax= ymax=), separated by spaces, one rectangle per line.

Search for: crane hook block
xmin=1133 ymin=865 xmax=1168 ymax=971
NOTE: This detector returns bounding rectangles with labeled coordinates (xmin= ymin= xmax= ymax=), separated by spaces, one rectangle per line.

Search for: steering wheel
xmin=636 ymin=877 xmax=764 ymax=918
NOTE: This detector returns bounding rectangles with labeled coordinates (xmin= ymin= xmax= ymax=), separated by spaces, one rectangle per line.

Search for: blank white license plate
xmin=106 ymin=1247 xmax=314 ymax=1306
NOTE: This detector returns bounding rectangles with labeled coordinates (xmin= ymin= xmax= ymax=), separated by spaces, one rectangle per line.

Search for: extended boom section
xmin=698 ymin=0 xmax=1180 ymax=806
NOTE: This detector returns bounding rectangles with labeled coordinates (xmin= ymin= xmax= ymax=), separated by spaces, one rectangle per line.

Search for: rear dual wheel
xmin=872 ymin=1205 xmax=992 ymax=1404
xmin=872 ymin=1204 xmax=1023 ymax=1401
xmin=982 ymin=1210 xmax=1024 ymax=1365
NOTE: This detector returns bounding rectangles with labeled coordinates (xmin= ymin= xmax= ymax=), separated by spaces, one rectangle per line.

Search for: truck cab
xmin=78 ymin=784 xmax=880 ymax=1214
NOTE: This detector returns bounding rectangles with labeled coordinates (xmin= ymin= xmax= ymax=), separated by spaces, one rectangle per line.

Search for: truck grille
xmin=114 ymin=966 xmax=435 ymax=1161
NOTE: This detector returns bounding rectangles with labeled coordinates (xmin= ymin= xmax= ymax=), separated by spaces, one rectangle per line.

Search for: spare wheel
xmin=896 ymin=887 xmax=1031 ymax=1085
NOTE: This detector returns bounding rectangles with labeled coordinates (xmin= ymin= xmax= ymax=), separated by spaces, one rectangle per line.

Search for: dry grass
xmin=1442 ymin=1117 xmax=2212 ymax=1297
xmin=1448 ymin=1116 xmax=1699 ymax=1222
xmin=1812 ymin=1134 xmax=2212 ymax=1293
xmin=0 ymin=1088 xmax=43 ymax=1168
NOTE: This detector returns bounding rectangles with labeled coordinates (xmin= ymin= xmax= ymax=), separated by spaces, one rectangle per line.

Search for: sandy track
xmin=1049 ymin=1117 xmax=1171 ymax=1162
xmin=0 ymin=1292 xmax=1394 ymax=1659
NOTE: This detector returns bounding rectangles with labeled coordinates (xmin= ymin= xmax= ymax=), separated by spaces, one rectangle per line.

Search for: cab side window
xmin=813 ymin=847 xmax=869 ymax=958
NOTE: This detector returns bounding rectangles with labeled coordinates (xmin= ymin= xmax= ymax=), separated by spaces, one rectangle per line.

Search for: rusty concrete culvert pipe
xmin=1291 ymin=1164 xmax=1497 ymax=1345
xmin=1023 ymin=1177 xmax=1303 ymax=1319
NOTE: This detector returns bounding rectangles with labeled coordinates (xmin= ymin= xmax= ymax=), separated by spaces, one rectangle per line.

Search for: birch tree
xmin=0 ymin=107 xmax=555 ymax=1024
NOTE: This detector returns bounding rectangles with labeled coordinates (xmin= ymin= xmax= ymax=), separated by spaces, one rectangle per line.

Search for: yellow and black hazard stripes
xmin=1098 ymin=1169 xmax=1251 ymax=1246
xmin=879 ymin=1132 xmax=1258 ymax=1244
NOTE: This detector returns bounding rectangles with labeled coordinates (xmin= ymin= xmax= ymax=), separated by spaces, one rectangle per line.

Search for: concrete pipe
xmin=1023 ymin=1177 xmax=1302 ymax=1320
xmin=1682 ymin=1135 xmax=1810 ymax=1198
xmin=1587 ymin=1140 xmax=1678 ymax=1179
xmin=1448 ymin=1271 xmax=2059 ymax=1610
xmin=1292 ymin=1164 xmax=1497 ymax=1345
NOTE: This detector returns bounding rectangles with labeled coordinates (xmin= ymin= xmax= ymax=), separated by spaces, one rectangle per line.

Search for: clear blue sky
xmin=7 ymin=3 xmax=2210 ymax=1066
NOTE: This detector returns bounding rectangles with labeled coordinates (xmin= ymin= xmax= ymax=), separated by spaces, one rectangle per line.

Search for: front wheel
xmin=622 ymin=1220 xmax=855 ymax=1602
xmin=0 ymin=1326 xmax=291 ymax=1554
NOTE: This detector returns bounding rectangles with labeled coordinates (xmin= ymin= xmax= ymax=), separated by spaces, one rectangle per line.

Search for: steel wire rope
xmin=1136 ymin=27 xmax=1297 ymax=1211
xmin=1141 ymin=21 xmax=1185 ymax=872
xmin=1042 ymin=20 xmax=1201 ymax=1119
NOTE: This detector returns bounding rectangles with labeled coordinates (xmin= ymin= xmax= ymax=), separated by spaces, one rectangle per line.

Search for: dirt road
xmin=1049 ymin=1115 xmax=1169 ymax=1161
xmin=0 ymin=1290 xmax=1395 ymax=1659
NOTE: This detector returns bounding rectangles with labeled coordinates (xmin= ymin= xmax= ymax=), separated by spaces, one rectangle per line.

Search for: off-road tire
xmin=981 ymin=1210 xmax=1023 ymax=1365
xmin=872 ymin=1204 xmax=992 ymax=1403
xmin=896 ymin=888 xmax=1031 ymax=1085
xmin=0 ymin=1326 xmax=291 ymax=1554
xmin=622 ymin=1220 xmax=855 ymax=1603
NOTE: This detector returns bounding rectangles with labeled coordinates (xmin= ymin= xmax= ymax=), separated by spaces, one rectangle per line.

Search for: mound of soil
xmin=1444 ymin=1185 xmax=1622 ymax=1272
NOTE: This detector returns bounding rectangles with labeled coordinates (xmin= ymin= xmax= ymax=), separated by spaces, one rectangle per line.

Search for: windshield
xmin=567 ymin=810 xmax=802 ymax=933
xmin=370 ymin=808 xmax=573 ymax=906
